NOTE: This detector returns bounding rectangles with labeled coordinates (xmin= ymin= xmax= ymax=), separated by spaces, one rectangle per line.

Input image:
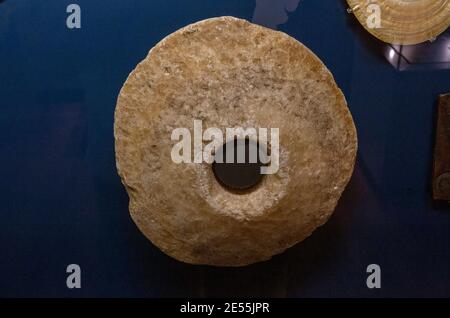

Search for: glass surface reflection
xmin=384 ymin=29 xmax=450 ymax=71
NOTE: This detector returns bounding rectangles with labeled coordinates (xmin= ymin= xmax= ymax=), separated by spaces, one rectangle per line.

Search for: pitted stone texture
xmin=114 ymin=17 xmax=357 ymax=266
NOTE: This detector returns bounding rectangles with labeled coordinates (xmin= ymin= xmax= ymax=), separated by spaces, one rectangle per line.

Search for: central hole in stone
xmin=212 ymin=138 xmax=267 ymax=192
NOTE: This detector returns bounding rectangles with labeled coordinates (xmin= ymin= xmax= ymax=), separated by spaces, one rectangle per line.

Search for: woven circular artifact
xmin=347 ymin=0 xmax=450 ymax=45
xmin=114 ymin=17 xmax=357 ymax=266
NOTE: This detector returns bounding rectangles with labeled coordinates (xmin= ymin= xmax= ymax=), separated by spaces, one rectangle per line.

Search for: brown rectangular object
xmin=433 ymin=94 xmax=450 ymax=200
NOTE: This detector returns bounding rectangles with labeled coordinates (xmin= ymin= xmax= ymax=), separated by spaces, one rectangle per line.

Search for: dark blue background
xmin=1 ymin=0 xmax=449 ymax=297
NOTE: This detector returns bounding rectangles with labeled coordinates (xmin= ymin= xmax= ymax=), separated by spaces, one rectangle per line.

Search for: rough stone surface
xmin=114 ymin=17 xmax=358 ymax=266
xmin=347 ymin=0 xmax=450 ymax=45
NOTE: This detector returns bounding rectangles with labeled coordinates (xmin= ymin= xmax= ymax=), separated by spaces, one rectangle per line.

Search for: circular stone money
xmin=114 ymin=17 xmax=358 ymax=266
xmin=347 ymin=0 xmax=450 ymax=45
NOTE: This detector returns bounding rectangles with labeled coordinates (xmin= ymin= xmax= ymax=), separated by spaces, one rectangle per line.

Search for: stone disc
xmin=114 ymin=17 xmax=357 ymax=266
xmin=347 ymin=0 xmax=450 ymax=45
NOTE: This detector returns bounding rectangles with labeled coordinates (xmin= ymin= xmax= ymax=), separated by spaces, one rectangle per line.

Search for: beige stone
xmin=114 ymin=17 xmax=357 ymax=266
xmin=347 ymin=0 xmax=450 ymax=45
